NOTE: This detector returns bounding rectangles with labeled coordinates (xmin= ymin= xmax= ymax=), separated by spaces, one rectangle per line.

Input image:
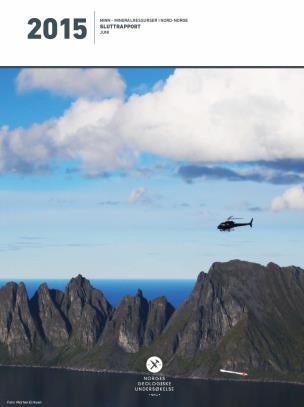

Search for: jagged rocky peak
xmin=0 ymin=282 xmax=18 ymax=344
xmin=65 ymin=274 xmax=92 ymax=300
xmin=144 ymin=296 xmax=175 ymax=346
xmin=136 ymin=288 xmax=143 ymax=297
xmin=63 ymin=274 xmax=112 ymax=317
xmin=0 ymin=275 xmax=116 ymax=354
xmin=0 ymin=282 xmax=40 ymax=357
xmin=196 ymin=271 xmax=207 ymax=283
xmin=2 ymin=261 xmax=304 ymax=381
xmin=102 ymin=289 xmax=175 ymax=353
xmin=30 ymin=283 xmax=70 ymax=347
xmin=102 ymin=290 xmax=149 ymax=353
xmin=0 ymin=282 xmax=17 ymax=306
xmin=117 ymin=290 xmax=149 ymax=353
xmin=61 ymin=275 xmax=113 ymax=348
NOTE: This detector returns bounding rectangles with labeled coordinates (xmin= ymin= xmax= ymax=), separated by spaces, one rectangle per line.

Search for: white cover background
xmin=0 ymin=0 xmax=304 ymax=66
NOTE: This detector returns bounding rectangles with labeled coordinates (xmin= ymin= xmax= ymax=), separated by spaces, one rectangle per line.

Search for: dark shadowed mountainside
xmin=1 ymin=260 xmax=304 ymax=383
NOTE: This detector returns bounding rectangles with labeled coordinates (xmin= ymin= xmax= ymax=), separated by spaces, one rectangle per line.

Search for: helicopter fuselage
xmin=217 ymin=218 xmax=253 ymax=231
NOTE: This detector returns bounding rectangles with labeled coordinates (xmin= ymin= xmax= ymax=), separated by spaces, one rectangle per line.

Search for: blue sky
xmin=0 ymin=68 xmax=303 ymax=279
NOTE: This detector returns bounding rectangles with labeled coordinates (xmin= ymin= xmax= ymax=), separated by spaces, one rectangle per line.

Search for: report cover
xmin=0 ymin=2 xmax=304 ymax=407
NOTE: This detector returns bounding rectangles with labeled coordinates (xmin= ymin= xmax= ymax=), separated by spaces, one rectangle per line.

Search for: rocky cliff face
xmin=101 ymin=289 xmax=174 ymax=353
xmin=0 ymin=282 xmax=40 ymax=357
xmin=30 ymin=284 xmax=69 ymax=347
xmin=0 ymin=275 xmax=174 ymax=360
xmin=0 ymin=275 xmax=114 ymax=357
xmin=1 ymin=261 xmax=304 ymax=383
xmin=154 ymin=260 xmax=304 ymax=379
xmin=144 ymin=296 xmax=174 ymax=346
xmin=102 ymin=289 xmax=149 ymax=353
xmin=60 ymin=275 xmax=113 ymax=348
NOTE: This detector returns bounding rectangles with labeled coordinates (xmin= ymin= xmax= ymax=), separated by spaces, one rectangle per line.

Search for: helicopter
xmin=217 ymin=216 xmax=253 ymax=232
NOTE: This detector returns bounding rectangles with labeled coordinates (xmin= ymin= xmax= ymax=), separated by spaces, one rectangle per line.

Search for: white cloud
xmin=0 ymin=98 xmax=134 ymax=175
xmin=3 ymin=69 xmax=304 ymax=176
xmin=128 ymin=187 xmax=146 ymax=204
xmin=116 ymin=69 xmax=304 ymax=163
xmin=271 ymin=186 xmax=304 ymax=211
xmin=16 ymin=68 xmax=125 ymax=98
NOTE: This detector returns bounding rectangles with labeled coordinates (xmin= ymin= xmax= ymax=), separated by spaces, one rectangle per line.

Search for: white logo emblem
xmin=146 ymin=356 xmax=163 ymax=373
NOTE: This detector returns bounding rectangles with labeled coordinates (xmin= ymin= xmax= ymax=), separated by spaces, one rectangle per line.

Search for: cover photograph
xmin=1 ymin=2 xmax=304 ymax=406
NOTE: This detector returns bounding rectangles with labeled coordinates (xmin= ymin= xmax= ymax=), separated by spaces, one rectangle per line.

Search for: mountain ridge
xmin=0 ymin=259 xmax=304 ymax=383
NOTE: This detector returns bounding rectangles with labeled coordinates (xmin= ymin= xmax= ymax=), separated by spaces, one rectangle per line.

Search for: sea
xmin=0 ymin=279 xmax=195 ymax=307
xmin=0 ymin=366 xmax=303 ymax=407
